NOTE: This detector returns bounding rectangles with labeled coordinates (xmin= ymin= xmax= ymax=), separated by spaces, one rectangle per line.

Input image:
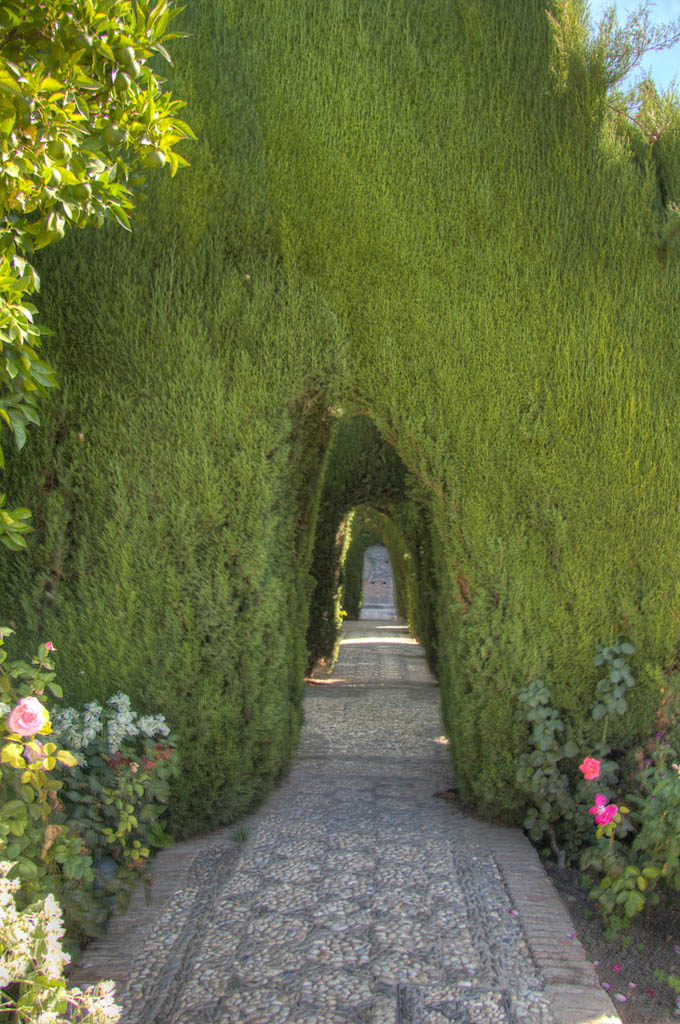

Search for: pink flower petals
xmin=508 ymin=909 xmax=518 ymax=917
xmin=579 ymin=756 xmax=601 ymax=780
xmin=645 ymin=989 xmax=656 ymax=999
xmin=628 ymin=982 xmax=637 ymax=989
xmin=601 ymin=982 xmax=613 ymax=991
xmin=614 ymin=994 xmax=628 ymax=1003
xmin=588 ymin=794 xmax=618 ymax=825
xmin=612 ymin=964 xmax=622 ymax=972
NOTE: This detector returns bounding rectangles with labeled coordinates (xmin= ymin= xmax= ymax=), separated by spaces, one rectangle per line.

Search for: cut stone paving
xmin=70 ymin=606 xmax=621 ymax=1022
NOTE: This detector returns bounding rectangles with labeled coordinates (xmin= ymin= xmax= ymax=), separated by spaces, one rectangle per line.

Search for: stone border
xmin=466 ymin=821 xmax=621 ymax=1024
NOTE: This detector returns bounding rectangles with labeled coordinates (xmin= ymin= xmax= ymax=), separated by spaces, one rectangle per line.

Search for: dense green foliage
xmin=3 ymin=0 xmax=680 ymax=831
xmin=0 ymin=0 xmax=193 ymax=548
xmin=0 ymin=240 xmax=340 ymax=834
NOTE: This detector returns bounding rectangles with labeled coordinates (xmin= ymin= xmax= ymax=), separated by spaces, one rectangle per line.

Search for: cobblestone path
xmin=71 ymin=619 xmax=620 ymax=1024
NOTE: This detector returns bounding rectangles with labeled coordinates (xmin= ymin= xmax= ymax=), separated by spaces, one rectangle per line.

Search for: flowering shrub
xmin=52 ymin=694 xmax=177 ymax=880
xmin=580 ymin=737 xmax=680 ymax=936
xmin=0 ymin=631 xmax=86 ymax=900
xmin=515 ymin=639 xmax=680 ymax=934
xmin=0 ymin=860 xmax=120 ymax=1023
xmin=516 ymin=640 xmax=636 ymax=868
xmin=53 ymin=694 xmax=170 ymax=758
xmin=0 ymin=629 xmax=177 ymax=948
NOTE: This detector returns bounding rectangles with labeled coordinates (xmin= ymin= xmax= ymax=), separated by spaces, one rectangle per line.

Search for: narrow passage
xmin=72 ymin=619 xmax=621 ymax=1024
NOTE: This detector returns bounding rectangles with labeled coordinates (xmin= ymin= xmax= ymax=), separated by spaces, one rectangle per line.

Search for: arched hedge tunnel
xmin=2 ymin=0 xmax=680 ymax=835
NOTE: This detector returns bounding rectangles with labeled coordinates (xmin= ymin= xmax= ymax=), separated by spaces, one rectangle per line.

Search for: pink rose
xmin=596 ymin=804 xmax=618 ymax=825
xmin=44 ymin=642 xmax=54 ymax=652
xmin=589 ymin=793 xmax=618 ymax=825
xmin=589 ymin=793 xmax=607 ymax=816
xmin=7 ymin=697 xmax=50 ymax=737
xmin=579 ymin=756 xmax=601 ymax=780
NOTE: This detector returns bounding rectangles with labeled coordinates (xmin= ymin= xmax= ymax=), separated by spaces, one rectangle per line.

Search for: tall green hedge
xmin=0 ymin=0 xmax=345 ymax=835
xmin=3 ymin=0 xmax=680 ymax=830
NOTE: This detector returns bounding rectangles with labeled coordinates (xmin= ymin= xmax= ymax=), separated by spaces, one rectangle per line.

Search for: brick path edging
xmin=478 ymin=822 xmax=621 ymax=1024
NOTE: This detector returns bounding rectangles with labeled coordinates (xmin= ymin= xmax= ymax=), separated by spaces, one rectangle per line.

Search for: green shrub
xmin=0 ymin=632 xmax=178 ymax=949
xmin=52 ymin=694 xmax=177 ymax=863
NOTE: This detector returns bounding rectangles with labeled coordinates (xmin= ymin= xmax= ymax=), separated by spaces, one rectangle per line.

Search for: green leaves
xmin=591 ymin=641 xmax=636 ymax=734
xmin=516 ymin=678 xmax=580 ymax=862
xmin=0 ymin=493 xmax=32 ymax=550
xmin=0 ymin=0 xmax=193 ymax=544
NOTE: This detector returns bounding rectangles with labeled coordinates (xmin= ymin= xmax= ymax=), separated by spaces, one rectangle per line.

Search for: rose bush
xmin=516 ymin=639 xmax=680 ymax=935
xmin=578 ymin=734 xmax=680 ymax=936
xmin=0 ymin=630 xmax=177 ymax=950
xmin=0 ymin=630 xmax=84 ymax=897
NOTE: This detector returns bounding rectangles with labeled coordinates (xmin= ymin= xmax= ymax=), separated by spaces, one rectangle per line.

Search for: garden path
xmin=70 ymin=618 xmax=621 ymax=1024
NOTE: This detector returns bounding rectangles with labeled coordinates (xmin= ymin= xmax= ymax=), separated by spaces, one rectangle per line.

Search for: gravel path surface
xmin=70 ymin=617 xmax=621 ymax=1024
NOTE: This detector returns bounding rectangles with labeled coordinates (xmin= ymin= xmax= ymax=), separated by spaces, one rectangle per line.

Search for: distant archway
xmin=359 ymin=544 xmax=396 ymax=619
xmin=306 ymin=413 xmax=438 ymax=671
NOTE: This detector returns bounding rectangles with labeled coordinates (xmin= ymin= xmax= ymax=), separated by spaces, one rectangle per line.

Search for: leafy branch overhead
xmin=0 ymin=0 xmax=194 ymax=548
xmin=547 ymin=0 xmax=680 ymax=101
xmin=547 ymin=2 xmax=680 ymax=258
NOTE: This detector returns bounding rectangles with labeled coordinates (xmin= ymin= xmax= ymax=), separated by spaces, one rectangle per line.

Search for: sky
xmin=587 ymin=0 xmax=680 ymax=89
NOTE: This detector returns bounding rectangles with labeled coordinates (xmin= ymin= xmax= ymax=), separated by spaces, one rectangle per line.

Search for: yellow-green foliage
xmin=3 ymin=0 xmax=680 ymax=828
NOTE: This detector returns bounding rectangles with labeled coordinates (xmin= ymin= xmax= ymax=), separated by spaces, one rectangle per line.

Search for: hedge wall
xmin=3 ymin=0 xmax=680 ymax=830
xmin=0 ymin=0 xmax=346 ymax=835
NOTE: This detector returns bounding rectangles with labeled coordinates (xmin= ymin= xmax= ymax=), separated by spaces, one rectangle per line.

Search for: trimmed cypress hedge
xmin=3 ymin=0 xmax=680 ymax=830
